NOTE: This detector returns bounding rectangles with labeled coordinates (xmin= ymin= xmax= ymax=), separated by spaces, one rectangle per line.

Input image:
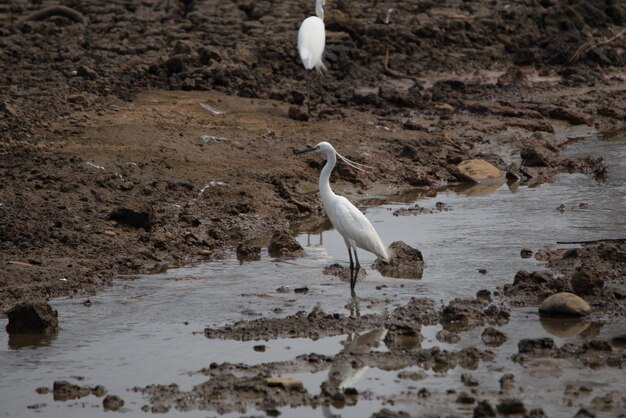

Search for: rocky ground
xmin=1 ymin=0 xmax=626 ymax=416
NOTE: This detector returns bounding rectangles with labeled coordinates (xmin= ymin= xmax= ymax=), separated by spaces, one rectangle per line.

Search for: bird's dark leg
xmin=350 ymin=249 xmax=361 ymax=291
xmin=306 ymin=71 xmax=311 ymax=114
xmin=317 ymin=71 xmax=324 ymax=108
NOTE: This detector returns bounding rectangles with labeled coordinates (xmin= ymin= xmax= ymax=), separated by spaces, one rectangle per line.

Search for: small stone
xmin=500 ymin=374 xmax=515 ymax=390
xmin=478 ymin=268 xmax=487 ymax=275
xmin=77 ymin=65 xmax=97 ymax=79
xmin=265 ymin=377 xmax=303 ymax=390
xmin=474 ymin=400 xmax=496 ymax=417
xmin=517 ymin=338 xmax=555 ymax=354
xmin=288 ymin=106 xmax=309 ymax=122
xmin=6 ymin=302 xmax=59 ymax=334
xmin=436 ymin=329 xmax=461 ymax=344
xmin=35 ymin=387 xmax=49 ymax=394
xmin=497 ymin=399 xmax=526 ymax=414
xmin=109 ymin=204 xmax=153 ymax=230
xmin=461 ymin=373 xmax=479 ymax=387
xmin=294 ymin=287 xmax=309 ymax=294
xmin=455 ymin=159 xmax=502 ymax=183
xmin=253 ymin=344 xmax=266 ymax=352
xmin=520 ymin=248 xmax=533 ymax=258
xmin=456 ymin=391 xmax=475 ymax=404
xmin=539 ymin=292 xmax=591 ymax=316
xmin=236 ymin=243 xmax=261 ymax=261
xmin=481 ymin=327 xmax=507 ymax=347
xmin=102 ymin=394 xmax=124 ymax=411
xmin=397 ymin=370 xmax=426 ymax=381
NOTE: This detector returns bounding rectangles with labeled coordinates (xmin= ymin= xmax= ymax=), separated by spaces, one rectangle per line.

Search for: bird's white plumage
xmin=298 ymin=16 xmax=326 ymax=72
xmin=328 ymin=196 xmax=388 ymax=260
xmin=310 ymin=142 xmax=389 ymax=262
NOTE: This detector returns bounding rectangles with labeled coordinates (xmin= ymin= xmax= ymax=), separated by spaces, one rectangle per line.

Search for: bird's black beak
xmin=294 ymin=145 xmax=319 ymax=155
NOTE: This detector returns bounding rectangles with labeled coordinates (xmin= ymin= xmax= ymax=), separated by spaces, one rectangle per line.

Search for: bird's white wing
xmin=332 ymin=197 xmax=388 ymax=260
xmin=297 ymin=16 xmax=326 ymax=71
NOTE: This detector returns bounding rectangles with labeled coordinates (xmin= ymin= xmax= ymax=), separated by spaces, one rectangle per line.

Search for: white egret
xmin=296 ymin=142 xmax=389 ymax=292
xmin=297 ymin=0 xmax=326 ymax=114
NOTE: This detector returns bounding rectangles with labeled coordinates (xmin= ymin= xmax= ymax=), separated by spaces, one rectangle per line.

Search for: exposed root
xmin=568 ymin=28 xmax=626 ymax=64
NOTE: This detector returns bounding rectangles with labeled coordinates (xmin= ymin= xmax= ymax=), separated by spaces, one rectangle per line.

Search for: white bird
xmin=297 ymin=0 xmax=326 ymax=114
xmin=296 ymin=142 xmax=389 ymax=292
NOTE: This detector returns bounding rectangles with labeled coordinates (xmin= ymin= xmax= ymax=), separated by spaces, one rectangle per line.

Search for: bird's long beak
xmin=294 ymin=145 xmax=319 ymax=155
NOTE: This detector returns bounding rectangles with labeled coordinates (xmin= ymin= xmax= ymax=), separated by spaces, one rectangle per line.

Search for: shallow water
xmin=1 ymin=132 xmax=625 ymax=417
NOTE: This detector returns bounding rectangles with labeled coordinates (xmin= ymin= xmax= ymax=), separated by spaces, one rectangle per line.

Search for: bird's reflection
xmin=324 ymin=328 xmax=388 ymax=394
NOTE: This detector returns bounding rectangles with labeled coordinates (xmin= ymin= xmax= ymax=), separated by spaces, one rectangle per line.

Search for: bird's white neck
xmin=319 ymin=148 xmax=336 ymax=205
xmin=315 ymin=0 xmax=324 ymax=20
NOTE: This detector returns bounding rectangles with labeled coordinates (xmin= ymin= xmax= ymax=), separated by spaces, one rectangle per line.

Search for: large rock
xmin=538 ymin=292 xmax=591 ymax=316
xmin=6 ymin=302 xmax=59 ymax=334
xmin=372 ymin=241 xmax=424 ymax=279
xmin=455 ymin=159 xmax=502 ymax=183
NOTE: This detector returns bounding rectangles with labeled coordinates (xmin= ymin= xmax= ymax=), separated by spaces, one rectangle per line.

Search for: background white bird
xmin=296 ymin=141 xmax=389 ymax=292
xmin=297 ymin=0 xmax=326 ymax=114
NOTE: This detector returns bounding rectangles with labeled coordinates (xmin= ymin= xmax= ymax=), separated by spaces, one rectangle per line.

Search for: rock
xmin=436 ymin=329 xmax=460 ymax=344
xmin=76 ymin=65 xmax=97 ymax=79
xmin=102 ymin=395 xmax=124 ymax=411
xmin=268 ymin=231 xmax=303 ymax=257
xmin=371 ymin=409 xmax=411 ymax=418
xmin=481 ymin=326 xmax=507 ymax=347
xmin=570 ymin=266 xmax=604 ymax=296
xmin=288 ymin=106 xmax=309 ymax=122
xmin=384 ymin=324 xmax=422 ymax=350
xmin=455 ymin=159 xmax=502 ymax=183
xmin=5 ymin=302 xmax=59 ymax=334
xmin=397 ymin=370 xmax=426 ymax=381
xmin=456 ymin=391 xmax=475 ymax=404
xmin=520 ymin=133 xmax=559 ymax=167
xmin=573 ymin=408 xmax=595 ymax=418
xmin=109 ymin=204 xmax=153 ymax=230
xmin=473 ymin=400 xmax=496 ymax=417
xmin=461 ymin=373 xmax=479 ymax=387
xmin=372 ymin=241 xmax=425 ymax=279
xmin=539 ymin=292 xmax=591 ymax=316
xmin=236 ymin=243 xmax=261 ymax=262
xmin=517 ymin=338 xmax=555 ymax=355
xmin=0 ymin=101 xmax=18 ymax=116
xmin=500 ymin=374 xmax=515 ymax=390
xmin=520 ymin=248 xmax=533 ymax=258
xmin=497 ymin=399 xmax=526 ymax=414
xmin=352 ymin=87 xmax=380 ymax=105
xmin=505 ymin=163 xmax=522 ymax=181
xmin=265 ymin=377 xmax=303 ymax=390
xmin=253 ymin=344 xmax=266 ymax=352
xmin=165 ymin=55 xmax=184 ymax=74
xmin=52 ymin=381 xmax=89 ymax=401
xmin=527 ymin=408 xmax=547 ymax=418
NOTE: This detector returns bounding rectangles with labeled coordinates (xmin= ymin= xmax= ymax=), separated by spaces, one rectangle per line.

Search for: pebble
xmin=455 ymin=159 xmax=502 ymax=183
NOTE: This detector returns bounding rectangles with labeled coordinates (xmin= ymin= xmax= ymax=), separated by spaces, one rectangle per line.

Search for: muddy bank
xmin=2 ymin=0 xmax=625 ymax=312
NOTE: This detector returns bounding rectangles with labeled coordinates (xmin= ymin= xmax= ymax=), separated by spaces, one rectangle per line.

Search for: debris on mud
xmin=5 ymin=302 xmax=59 ymax=334
xmin=441 ymin=297 xmax=510 ymax=331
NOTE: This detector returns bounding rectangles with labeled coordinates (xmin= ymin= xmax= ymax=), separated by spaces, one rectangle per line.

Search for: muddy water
xmin=1 ymin=132 xmax=625 ymax=417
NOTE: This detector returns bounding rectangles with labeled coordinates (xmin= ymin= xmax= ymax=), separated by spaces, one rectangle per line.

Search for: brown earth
xmin=1 ymin=0 xmax=625 ymax=316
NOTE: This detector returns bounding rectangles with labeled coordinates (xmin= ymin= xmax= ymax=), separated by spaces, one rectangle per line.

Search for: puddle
xmin=1 ymin=132 xmax=625 ymax=416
